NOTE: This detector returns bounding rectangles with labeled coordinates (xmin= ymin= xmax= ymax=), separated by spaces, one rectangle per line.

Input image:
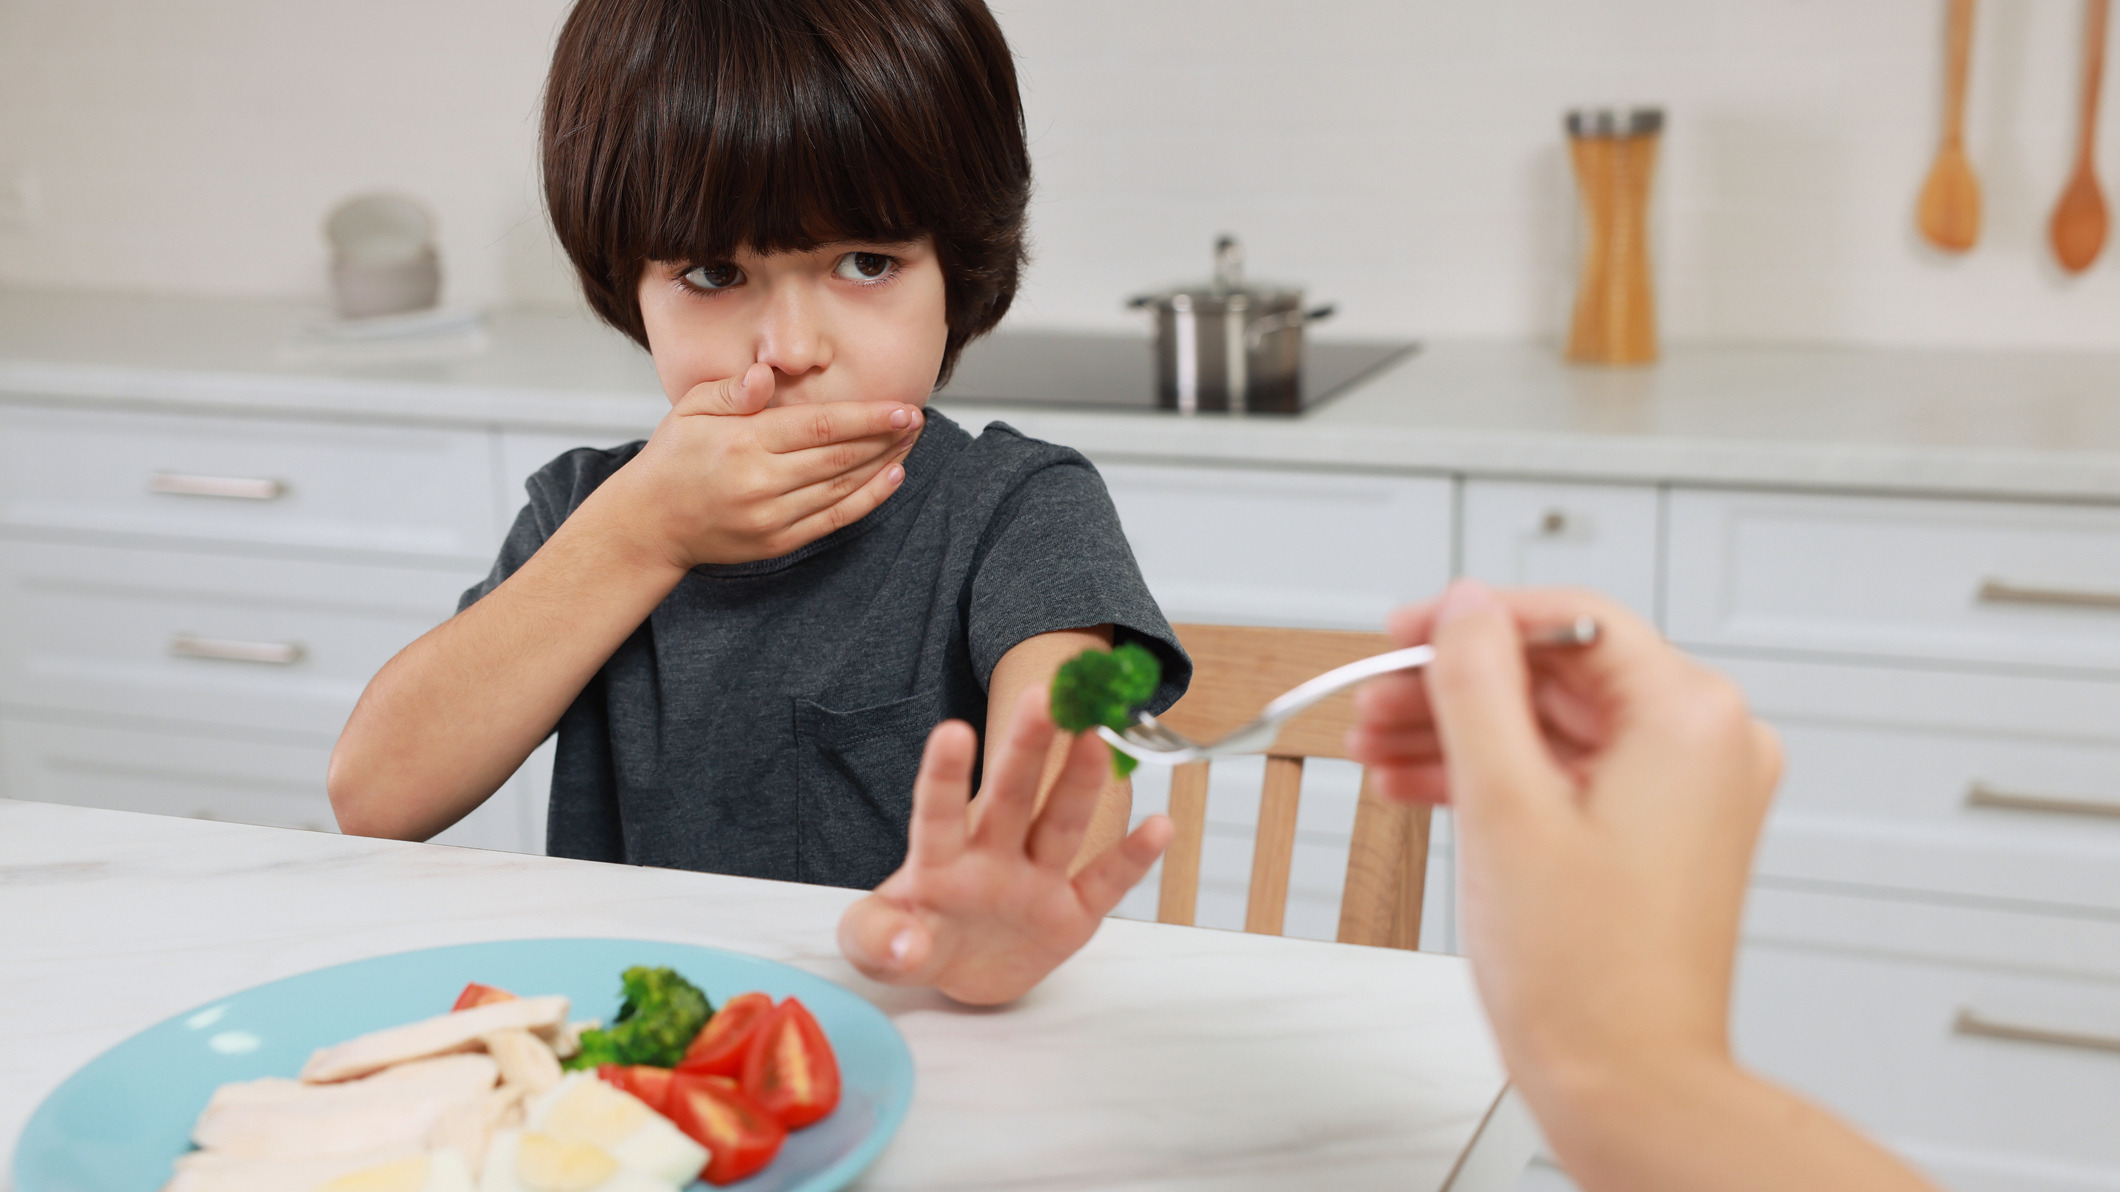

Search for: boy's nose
xmin=753 ymin=285 xmax=829 ymax=380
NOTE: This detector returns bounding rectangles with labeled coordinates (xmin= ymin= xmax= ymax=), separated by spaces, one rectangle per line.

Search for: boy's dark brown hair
xmin=541 ymin=0 xmax=1030 ymax=385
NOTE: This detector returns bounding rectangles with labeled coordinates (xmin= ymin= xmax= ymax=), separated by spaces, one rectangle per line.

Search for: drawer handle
xmin=1977 ymin=578 xmax=2120 ymax=611
xmin=170 ymin=634 xmax=305 ymax=665
xmin=1954 ymin=1008 xmax=2120 ymax=1056
xmin=148 ymin=472 xmax=286 ymax=501
xmin=1965 ymin=781 xmax=2120 ymax=820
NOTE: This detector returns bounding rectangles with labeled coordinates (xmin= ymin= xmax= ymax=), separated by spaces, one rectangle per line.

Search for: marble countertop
xmin=0 ymin=800 xmax=1523 ymax=1191
xmin=8 ymin=287 xmax=2120 ymax=500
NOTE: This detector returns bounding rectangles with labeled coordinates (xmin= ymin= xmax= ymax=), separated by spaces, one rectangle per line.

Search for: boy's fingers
xmin=674 ymin=362 xmax=775 ymax=417
xmin=836 ymin=895 xmax=942 ymax=987
xmin=777 ymin=437 xmax=909 ymax=508
xmin=776 ymin=452 xmax=909 ymax=545
xmin=1024 ymin=730 xmax=1110 ymax=870
xmin=1072 ymin=815 xmax=1173 ymax=917
xmin=970 ymin=686 xmax=1055 ymax=852
xmin=755 ymin=400 xmax=923 ymax=454
xmin=1424 ymin=580 xmax=1573 ymax=825
xmin=907 ymin=720 xmax=976 ymax=870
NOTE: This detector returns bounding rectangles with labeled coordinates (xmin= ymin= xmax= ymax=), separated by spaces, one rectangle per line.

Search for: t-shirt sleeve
xmin=967 ymin=459 xmax=1192 ymax=715
xmin=458 ymin=445 xmax=638 ymax=615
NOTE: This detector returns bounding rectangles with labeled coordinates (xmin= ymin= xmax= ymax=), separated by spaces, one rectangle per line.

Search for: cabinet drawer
xmin=1668 ymin=489 xmax=2120 ymax=672
xmin=1735 ymin=933 xmax=2120 ymax=1190
xmin=0 ymin=405 xmax=501 ymax=559
xmin=0 ymin=540 xmax=481 ymax=736
xmin=1458 ymin=479 xmax=1660 ymax=621
xmin=1717 ymin=656 xmax=2120 ymax=912
xmin=0 ymin=717 xmax=340 ymax=832
xmin=1097 ymin=463 xmax=1453 ymax=630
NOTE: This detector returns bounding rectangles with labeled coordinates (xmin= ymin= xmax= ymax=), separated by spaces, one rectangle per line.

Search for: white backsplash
xmin=2 ymin=0 xmax=2117 ymax=348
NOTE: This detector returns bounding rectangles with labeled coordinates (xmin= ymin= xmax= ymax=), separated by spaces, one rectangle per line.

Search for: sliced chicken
xmin=551 ymin=1020 xmax=599 ymax=1061
xmin=162 ymin=1147 xmax=423 ymax=1192
xmin=427 ymin=1084 xmax=526 ymax=1173
xmin=194 ymin=1054 xmax=499 ymax=1158
xmin=481 ymin=1029 xmax=563 ymax=1097
xmin=301 ymin=996 xmax=568 ymax=1084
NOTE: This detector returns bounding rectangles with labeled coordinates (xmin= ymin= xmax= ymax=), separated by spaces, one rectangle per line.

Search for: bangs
xmin=544 ymin=0 xmax=1031 ymax=371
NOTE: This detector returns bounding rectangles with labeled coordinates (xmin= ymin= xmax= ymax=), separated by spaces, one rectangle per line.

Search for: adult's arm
xmin=1350 ymin=582 xmax=1941 ymax=1192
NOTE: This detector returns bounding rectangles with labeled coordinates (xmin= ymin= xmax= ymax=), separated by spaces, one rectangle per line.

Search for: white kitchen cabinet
xmin=1097 ymin=461 xmax=1454 ymax=630
xmin=1668 ymin=488 xmax=2120 ymax=674
xmin=0 ymin=404 xmax=502 ymax=561
xmin=1458 ymin=478 xmax=1661 ymax=622
xmin=1736 ymin=890 xmax=2120 ymax=1192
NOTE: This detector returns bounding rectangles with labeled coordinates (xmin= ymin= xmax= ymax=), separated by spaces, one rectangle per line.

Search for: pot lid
xmin=1128 ymin=234 xmax=1304 ymax=312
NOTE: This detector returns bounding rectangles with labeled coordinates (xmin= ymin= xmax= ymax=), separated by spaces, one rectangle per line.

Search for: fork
xmin=1099 ymin=616 xmax=1600 ymax=767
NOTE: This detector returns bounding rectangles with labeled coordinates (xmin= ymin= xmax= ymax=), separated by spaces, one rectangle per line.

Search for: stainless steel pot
xmin=1128 ymin=235 xmax=1335 ymax=414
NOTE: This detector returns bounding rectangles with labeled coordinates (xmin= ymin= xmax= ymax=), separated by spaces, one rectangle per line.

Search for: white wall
xmin=4 ymin=1 xmax=2118 ymax=349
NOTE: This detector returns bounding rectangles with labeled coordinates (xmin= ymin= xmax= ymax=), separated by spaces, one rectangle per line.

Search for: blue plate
xmin=13 ymin=938 xmax=914 ymax=1192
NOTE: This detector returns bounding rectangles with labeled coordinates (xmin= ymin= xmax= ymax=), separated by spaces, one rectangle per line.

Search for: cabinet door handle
xmin=1538 ymin=509 xmax=1570 ymax=536
xmin=170 ymin=634 xmax=305 ymax=665
xmin=1978 ymin=578 xmax=2120 ymax=611
xmin=1954 ymin=1008 xmax=2120 ymax=1056
xmin=149 ymin=472 xmax=286 ymax=501
xmin=1965 ymin=781 xmax=2120 ymax=820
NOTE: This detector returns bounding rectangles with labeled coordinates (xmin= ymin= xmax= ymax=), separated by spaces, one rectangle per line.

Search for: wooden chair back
xmin=1153 ymin=623 xmax=1432 ymax=950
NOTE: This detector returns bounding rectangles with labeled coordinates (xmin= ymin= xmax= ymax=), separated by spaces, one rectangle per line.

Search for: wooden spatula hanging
xmin=2051 ymin=0 xmax=2111 ymax=272
xmin=1918 ymin=0 xmax=1982 ymax=252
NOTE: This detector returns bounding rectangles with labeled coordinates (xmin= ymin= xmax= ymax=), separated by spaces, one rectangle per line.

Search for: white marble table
xmin=0 ymin=800 xmax=1528 ymax=1191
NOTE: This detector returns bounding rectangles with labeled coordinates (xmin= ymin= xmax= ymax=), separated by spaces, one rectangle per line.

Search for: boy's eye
xmin=833 ymin=252 xmax=897 ymax=282
xmin=681 ymin=262 xmax=743 ymax=291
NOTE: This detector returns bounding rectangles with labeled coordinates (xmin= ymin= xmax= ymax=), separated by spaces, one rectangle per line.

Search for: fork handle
xmin=1260 ymin=646 xmax=1438 ymax=722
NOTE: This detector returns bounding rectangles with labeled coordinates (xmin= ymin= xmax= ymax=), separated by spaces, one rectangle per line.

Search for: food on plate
xmin=663 ymin=1074 xmax=785 ymax=1185
xmin=191 ymin=1054 xmax=502 ymax=1158
xmin=562 ymin=968 xmax=711 ymax=1072
xmin=739 ymin=999 xmax=839 ymax=1129
xmin=674 ymin=992 xmax=772 ymax=1078
xmin=169 ymin=966 xmax=843 ymax=1190
xmin=452 ymin=983 xmax=519 ymax=1012
xmin=319 ymin=1150 xmax=477 ymax=1192
xmin=1049 ymin=641 xmax=1162 ymax=776
xmin=303 ymin=996 xmax=570 ymax=1083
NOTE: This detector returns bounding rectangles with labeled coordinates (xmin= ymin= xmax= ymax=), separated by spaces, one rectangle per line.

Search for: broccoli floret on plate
xmin=561 ymin=965 xmax=712 ymax=1070
xmin=1050 ymin=642 xmax=1162 ymax=777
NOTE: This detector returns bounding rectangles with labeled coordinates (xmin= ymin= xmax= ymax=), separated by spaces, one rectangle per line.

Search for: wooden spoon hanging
xmin=2051 ymin=0 xmax=2111 ymax=272
xmin=1918 ymin=0 xmax=1981 ymax=252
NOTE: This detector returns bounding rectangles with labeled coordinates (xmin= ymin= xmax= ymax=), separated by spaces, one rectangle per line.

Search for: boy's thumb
xmin=1425 ymin=580 xmax=1567 ymax=822
xmin=679 ymin=362 xmax=774 ymax=416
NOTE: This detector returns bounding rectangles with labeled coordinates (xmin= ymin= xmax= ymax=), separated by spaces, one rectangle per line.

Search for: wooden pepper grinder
xmin=1565 ymin=107 xmax=1664 ymax=365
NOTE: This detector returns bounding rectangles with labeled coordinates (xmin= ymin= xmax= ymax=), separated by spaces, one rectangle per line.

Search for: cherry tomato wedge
xmin=595 ymin=1063 xmax=675 ymax=1114
xmin=740 ymin=998 xmax=840 ymax=1129
xmin=450 ymin=982 xmax=517 ymax=1011
xmin=677 ymin=991 xmax=773 ymax=1077
xmin=666 ymin=1072 xmax=786 ymax=1185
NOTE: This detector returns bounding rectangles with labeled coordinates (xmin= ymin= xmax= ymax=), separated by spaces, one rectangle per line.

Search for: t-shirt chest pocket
xmin=791 ymin=688 xmax=947 ymax=890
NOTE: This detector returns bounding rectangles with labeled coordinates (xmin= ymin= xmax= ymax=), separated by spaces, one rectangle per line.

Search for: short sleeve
xmin=458 ymin=443 xmax=643 ymax=615
xmin=967 ymin=459 xmax=1191 ymax=714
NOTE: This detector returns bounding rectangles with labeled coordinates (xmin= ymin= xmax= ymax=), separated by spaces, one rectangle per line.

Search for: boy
xmin=328 ymin=0 xmax=1189 ymax=1005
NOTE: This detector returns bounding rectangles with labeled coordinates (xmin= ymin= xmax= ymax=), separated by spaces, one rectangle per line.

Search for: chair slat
xmin=1337 ymin=768 xmax=1432 ymax=950
xmin=1244 ymin=756 xmax=1304 ymax=935
xmin=1157 ymin=760 xmax=1211 ymax=926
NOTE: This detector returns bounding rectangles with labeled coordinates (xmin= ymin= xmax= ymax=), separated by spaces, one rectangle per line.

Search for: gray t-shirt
xmin=460 ymin=411 xmax=1189 ymax=889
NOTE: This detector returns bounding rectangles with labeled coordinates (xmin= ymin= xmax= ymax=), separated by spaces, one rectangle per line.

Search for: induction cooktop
xmin=933 ymin=330 xmax=1417 ymax=415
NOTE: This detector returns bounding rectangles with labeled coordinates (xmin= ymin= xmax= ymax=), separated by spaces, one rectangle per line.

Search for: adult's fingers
xmin=1024 ymin=730 xmax=1111 ymax=870
xmin=906 ymin=720 xmax=976 ymax=870
xmin=835 ymin=893 xmax=943 ymax=987
xmin=673 ymin=362 xmax=775 ymax=416
xmin=969 ymin=686 xmax=1056 ymax=852
xmin=1072 ymin=815 xmax=1173 ymax=917
xmin=754 ymin=400 xmax=923 ymax=455
xmin=1424 ymin=580 xmax=1573 ymax=825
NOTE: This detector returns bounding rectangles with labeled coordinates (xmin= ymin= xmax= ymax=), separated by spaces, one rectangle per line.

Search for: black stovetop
xmin=934 ymin=330 xmax=1416 ymax=415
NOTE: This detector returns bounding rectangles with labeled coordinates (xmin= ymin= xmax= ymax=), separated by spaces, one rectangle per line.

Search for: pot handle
xmin=1244 ymin=303 xmax=1337 ymax=347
